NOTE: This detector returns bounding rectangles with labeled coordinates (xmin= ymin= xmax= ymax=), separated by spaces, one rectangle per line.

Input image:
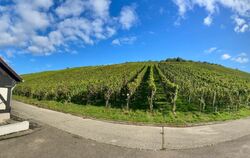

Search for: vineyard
xmin=14 ymin=60 xmax=250 ymax=118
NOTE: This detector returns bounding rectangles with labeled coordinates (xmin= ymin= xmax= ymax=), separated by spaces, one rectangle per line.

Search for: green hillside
xmin=13 ymin=60 xmax=250 ymax=125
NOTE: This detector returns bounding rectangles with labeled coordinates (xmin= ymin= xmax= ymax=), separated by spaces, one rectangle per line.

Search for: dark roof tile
xmin=0 ymin=57 xmax=22 ymax=82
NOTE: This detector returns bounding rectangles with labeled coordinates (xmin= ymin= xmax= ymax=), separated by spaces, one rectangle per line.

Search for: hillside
xmin=14 ymin=61 xmax=250 ymax=115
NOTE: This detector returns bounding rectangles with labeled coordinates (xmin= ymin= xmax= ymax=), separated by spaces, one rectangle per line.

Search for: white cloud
xmin=221 ymin=52 xmax=249 ymax=64
xmin=204 ymin=15 xmax=213 ymax=26
xmin=90 ymin=0 xmax=111 ymax=19
xmin=205 ymin=47 xmax=217 ymax=53
xmin=232 ymin=57 xmax=249 ymax=63
xmin=233 ymin=16 xmax=249 ymax=33
xmin=0 ymin=1 xmax=138 ymax=55
xmin=55 ymin=0 xmax=85 ymax=19
xmin=28 ymin=35 xmax=55 ymax=55
xmin=49 ymin=31 xmax=64 ymax=46
xmin=221 ymin=53 xmax=231 ymax=60
xmin=32 ymin=0 xmax=53 ymax=9
xmin=112 ymin=36 xmax=137 ymax=46
xmin=173 ymin=0 xmax=192 ymax=17
xmin=231 ymin=53 xmax=249 ymax=64
xmin=111 ymin=39 xmax=121 ymax=45
xmin=0 ymin=33 xmax=17 ymax=47
xmin=172 ymin=0 xmax=250 ymax=32
xmin=173 ymin=0 xmax=250 ymax=17
xmin=16 ymin=2 xmax=50 ymax=30
xmin=119 ymin=6 xmax=138 ymax=30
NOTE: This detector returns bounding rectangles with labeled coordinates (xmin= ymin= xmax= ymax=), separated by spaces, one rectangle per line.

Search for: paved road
xmin=1 ymin=122 xmax=250 ymax=158
xmin=12 ymin=101 xmax=250 ymax=150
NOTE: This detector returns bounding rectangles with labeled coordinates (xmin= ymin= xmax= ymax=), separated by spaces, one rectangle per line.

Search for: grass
xmin=13 ymin=95 xmax=250 ymax=126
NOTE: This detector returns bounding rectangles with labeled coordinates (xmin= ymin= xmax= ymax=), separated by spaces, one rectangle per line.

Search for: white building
xmin=0 ymin=58 xmax=22 ymax=123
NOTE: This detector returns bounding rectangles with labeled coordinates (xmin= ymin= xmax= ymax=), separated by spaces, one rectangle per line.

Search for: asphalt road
xmin=0 ymin=122 xmax=250 ymax=158
xmin=12 ymin=101 xmax=250 ymax=150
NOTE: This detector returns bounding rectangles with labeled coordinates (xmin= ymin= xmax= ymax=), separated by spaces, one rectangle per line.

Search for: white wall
xmin=0 ymin=113 xmax=10 ymax=123
xmin=0 ymin=120 xmax=29 ymax=135
xmin=0 ymin=88 xmax=8 ymax=110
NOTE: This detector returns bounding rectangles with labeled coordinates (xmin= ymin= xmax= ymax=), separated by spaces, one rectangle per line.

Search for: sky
xmin=0 ymin=0 xmax=250 ymax=74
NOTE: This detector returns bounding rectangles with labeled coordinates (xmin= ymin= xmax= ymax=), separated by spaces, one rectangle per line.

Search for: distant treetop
xmin=164 ymin=57 xmax=223 ymax=67
xmin=165 ymin=57 xmax=187 ymax=62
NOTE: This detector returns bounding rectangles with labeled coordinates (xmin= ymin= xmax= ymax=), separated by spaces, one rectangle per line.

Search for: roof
xmin=0 ymin=57 xmax=22 ymax=82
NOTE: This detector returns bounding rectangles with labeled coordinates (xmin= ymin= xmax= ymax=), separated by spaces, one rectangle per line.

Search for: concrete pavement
xmin=0 ymin=124 xmax=250 ymax=158
xmin=12 ymin=100 xmax=250 ymax=150
xmin=2 ymin=123 xmax=250 ymax=158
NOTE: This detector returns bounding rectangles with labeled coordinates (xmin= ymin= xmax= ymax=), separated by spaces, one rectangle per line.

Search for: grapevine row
xmin=14 ymin=61 xmax=250 ymax=114
xmin=159 ymin=62 xmax=250 ymax=112
xmin=125 ymin=66 xmax=147 ymax=110
xmin=14 ymin=63 xmax=146 ymax=107
xmin=155 ymin=65 xmax=178 ymax=114
xmin=147 ymin=65 xmax=156 ymax=112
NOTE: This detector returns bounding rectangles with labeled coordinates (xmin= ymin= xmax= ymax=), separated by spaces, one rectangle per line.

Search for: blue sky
xmin=0 ymin=0 xmax=250 ymax=74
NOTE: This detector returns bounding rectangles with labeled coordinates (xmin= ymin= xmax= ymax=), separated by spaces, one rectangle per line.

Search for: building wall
xmin=0 ymin=65 xmax=18 ymax=122
xmin=0 ymin=67 xmax=15 ymax=112
xmin=0 ymin=68 xmax=15 ymax=87
xmin=0 ymin=87 xmax=8 ymax=110
xmin=0 ymin=113 xmax=10 ymax=122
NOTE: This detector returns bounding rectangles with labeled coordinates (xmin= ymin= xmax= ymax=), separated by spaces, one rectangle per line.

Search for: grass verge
xmin=13 ymin=95 xmax=250 ymax=127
